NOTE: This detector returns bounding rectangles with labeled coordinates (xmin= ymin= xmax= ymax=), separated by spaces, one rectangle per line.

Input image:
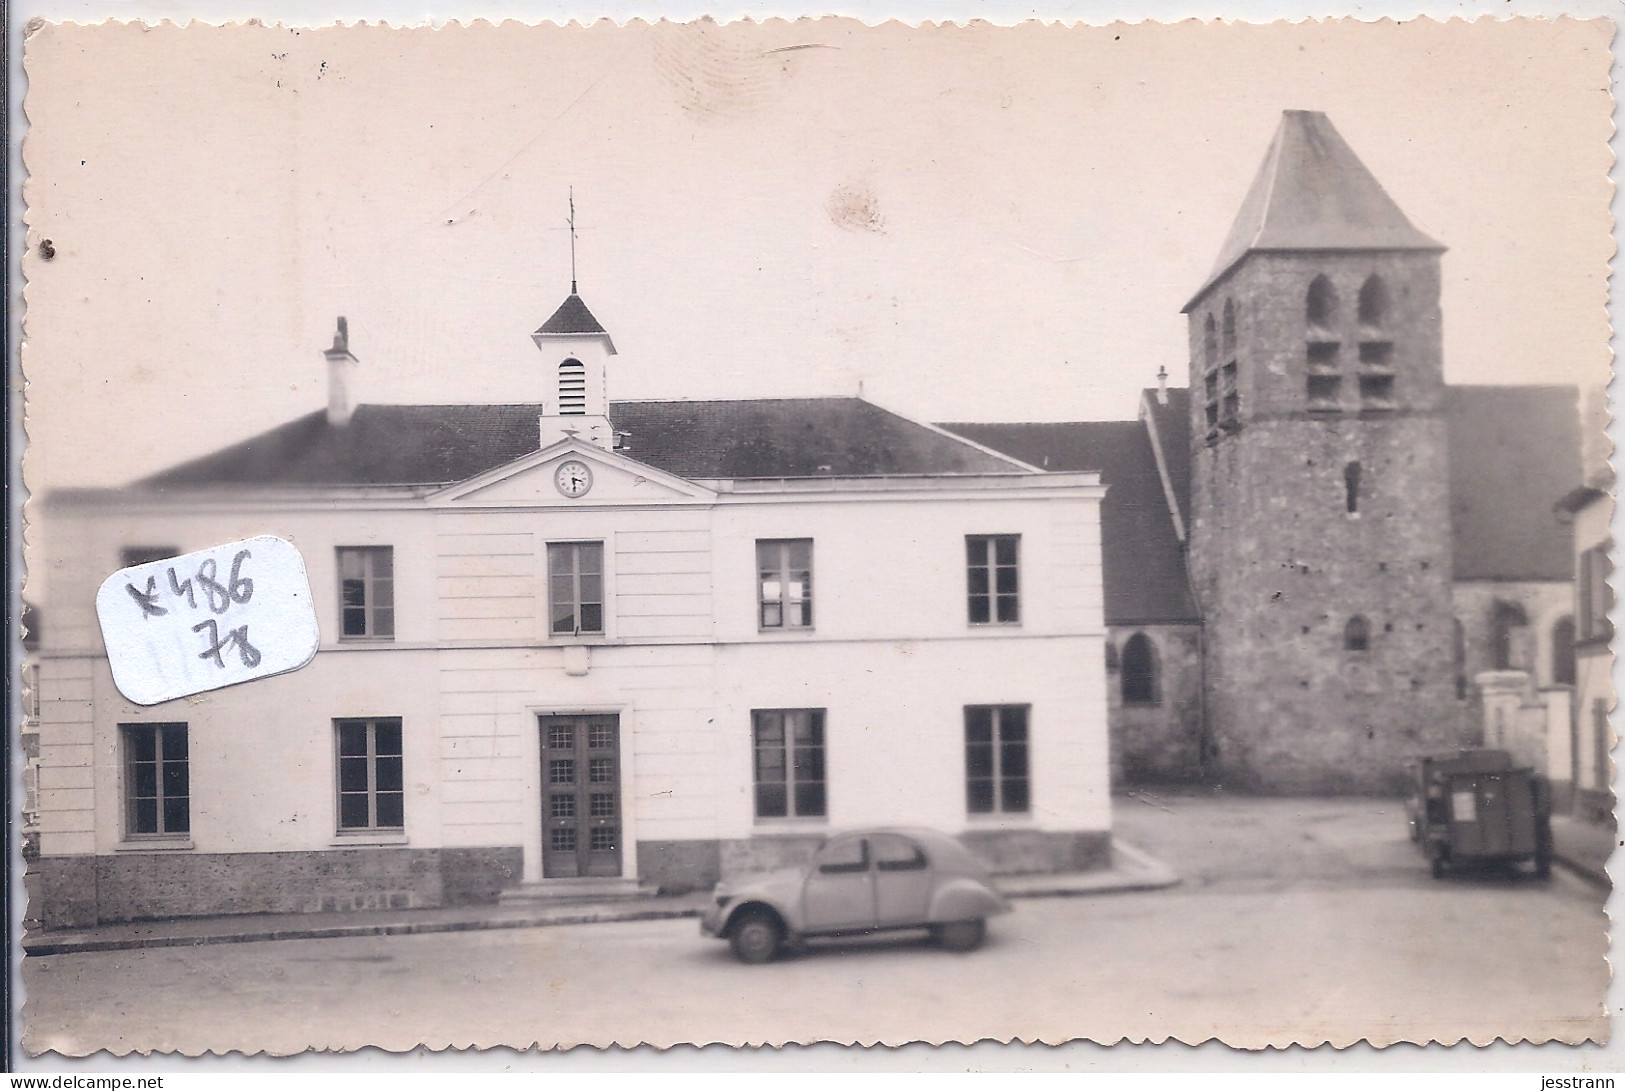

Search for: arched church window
xmin=1344 ymin=616 xmax=1370 ymax=652
xmin=1358 ymin=275 xmax=1389 ymax=328
xmin=1306 ymin=275 xmax=1339 ymax=332
xmin=1492 ymin=600 xmax=1530 ymax=671
xmin=1120 ymin=632 xmax=1159 ymax=705
xmin=558 ymin=358 xmax=587 ymax=416
xmin=1344 ymin=461 xmax=1362 ymax=515
xmin=1552 ymin=615 xmax=1577 ymax=685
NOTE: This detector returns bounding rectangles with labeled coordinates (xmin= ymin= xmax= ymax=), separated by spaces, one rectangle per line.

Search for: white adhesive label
xmin=95 ymin=536 xmax=320 ymax=706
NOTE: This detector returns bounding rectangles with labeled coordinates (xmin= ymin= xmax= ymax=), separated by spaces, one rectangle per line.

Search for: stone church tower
xmin=1183 ymin=111 xmax=1467 ymax=793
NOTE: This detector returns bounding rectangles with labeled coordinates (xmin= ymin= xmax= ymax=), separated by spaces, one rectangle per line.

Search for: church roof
xmin=940 ymin=420 xmax=1200 ymax=626
xmin=1186 ymin=111 xmax=1443 ymax=309
xmin=138 ymin=398 xmax=1030 ymax=490
xmin=1447 ymin=385 xmax=1580 ymax=581
xmin=535 ymin=294 xmax=611 ymax=338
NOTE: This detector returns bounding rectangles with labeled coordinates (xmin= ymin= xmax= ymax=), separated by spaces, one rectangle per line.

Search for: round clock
xmin=554 ymin=459 xmax=594 ymax=498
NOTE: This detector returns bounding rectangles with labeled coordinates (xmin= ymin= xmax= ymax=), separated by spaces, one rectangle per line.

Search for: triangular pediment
xmin=428 ymin=441 xmax=714 ymax=507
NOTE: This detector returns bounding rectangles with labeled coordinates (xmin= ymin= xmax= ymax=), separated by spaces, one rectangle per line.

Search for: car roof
xmin=825 ymin=827 xmax=988 ymax=871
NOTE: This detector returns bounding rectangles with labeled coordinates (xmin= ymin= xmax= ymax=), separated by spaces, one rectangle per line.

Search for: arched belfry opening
xmin=1306 ymin=275 xmax=1339 ymax=333
xmin=1358 ymin=274 xmax=1389 ymax=328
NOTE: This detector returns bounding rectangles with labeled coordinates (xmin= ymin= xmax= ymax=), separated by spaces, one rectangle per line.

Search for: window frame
xmin=547 ymin=540 xmax=606 ymax=637
xmin=122 ymin=722 xmax=190 ymax=841
xmin=966 ymin=534 xmax=1021 ymax=626
xmin=1578 ymin=543 xmax=1613 ymax=645
xmin=120 ymin=546 xmax=180 ymax=569
xmin=1119 ymin=632 xmax=1160 ymax=706
xmin=750 ymin=708 xmax=827 ymax=822
xmin=334 ymin=717 xmax=405 ymax=834
xmin=756 ymin=538 xmax=814 ymax=632
xmin=964 ymin=704 xmax=1031 ymax=816
xmin=337 ymin=546 xmax=395 ymax=641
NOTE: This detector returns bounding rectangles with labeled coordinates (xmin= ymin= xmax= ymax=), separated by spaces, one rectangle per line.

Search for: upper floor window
xmin=1306 ymin=275 xmax=1339 ymax=333
xmin=1358 ymin=275 xmax=1389 ymax=328
xmin=757 ymin=539 xmax=813 ymax=630
xmin=123 ymin=722 xmax=189 ymax=839
xmin=966 ymin=535 xmax=1020 ymax=624
xmin=121 ymin=546 xmax=179 ymax=569
xmin=1120 ymin=632 xmax=1160 ymax=705
xmin=1552 ymin=616 xmax=1577 ymax=685
xmin=752 ymin=708 xmax=826 ymax=820
xmin=548 ymin=541 xmax=604 ymax=636
xmin=965 ymin=704 xmax=1029 ymax=814
xmin=1492 ymin=600 xmax=1530 ymax=670
xmin=1578 ymin=544 xmax=1613 ymax=644
xmin=338 ymin=547 xmax=394 ymax=639
xmin=1344 ymin=615 xmax=1370 ymax=652
xmin=335 ymin=717 xmax=404 ymax=831
xmin=558 ymin=358 xmax=587 ymax=415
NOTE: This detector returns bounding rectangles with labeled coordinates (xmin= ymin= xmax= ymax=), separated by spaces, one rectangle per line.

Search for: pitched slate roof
xmin=1139 ymin=387 xmax=1192 ymax=533
xmin=535 ymin=294 xmax=610 ymax=337
xmin=1188 ymin=111 xmax=1443 ymax=308
xmin=939 ymin=420 xmax=1200 ymax=625
xmin=140 ymin=398 xmax=1029 ymax=490
xmin=1447 ymin=385 xmax=1580 ymax=581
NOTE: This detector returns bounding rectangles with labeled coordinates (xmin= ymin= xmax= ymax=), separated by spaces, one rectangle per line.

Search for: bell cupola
xmin=533 ymin=289 xmax=617 ymax=450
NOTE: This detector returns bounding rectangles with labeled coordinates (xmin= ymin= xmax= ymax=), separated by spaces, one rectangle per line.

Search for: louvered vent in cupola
xmin=559 ymin=358 xmax=587 ymax=415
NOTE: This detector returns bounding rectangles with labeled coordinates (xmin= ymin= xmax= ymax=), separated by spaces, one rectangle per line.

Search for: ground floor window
xmin=965 ymin=705 xmax=1030 ymax=814
xmin=336 ymin=718 xmax=405 ymax=831
xmin=122 ymin=722 xmax=189 ymax=838
xmin=752 ymin=709 xmax=826 ymax=819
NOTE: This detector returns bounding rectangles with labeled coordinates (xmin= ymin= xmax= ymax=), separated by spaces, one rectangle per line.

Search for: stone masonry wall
xmin=35 ymin=847 xmax=524 ymax=929
xmin=1106 ymin=624 xmax=1206 ymax=784
xmin=1187 ymin=252 xmax=1466 ymax=793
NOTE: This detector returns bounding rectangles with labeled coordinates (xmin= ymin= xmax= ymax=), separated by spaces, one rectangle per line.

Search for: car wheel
xmin=935 ymin=919 xmax=986 ymax=953
xmin=728 ymin=911 xmax=783 ymax=964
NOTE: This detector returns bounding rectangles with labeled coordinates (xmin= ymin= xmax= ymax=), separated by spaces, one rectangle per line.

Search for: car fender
xmin=927 ymin=877 xmax=1010 ymax=923
xmin=719 ymin=893 xmax=800 ymax=936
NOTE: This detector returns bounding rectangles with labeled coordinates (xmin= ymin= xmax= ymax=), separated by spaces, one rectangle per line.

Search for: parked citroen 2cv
xmin=700 ymin=827 xmax=1012 ymax=963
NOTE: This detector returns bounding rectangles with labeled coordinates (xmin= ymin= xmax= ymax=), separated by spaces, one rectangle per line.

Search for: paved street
xmin=23 ymin=796 xmax=1609 ymax=1054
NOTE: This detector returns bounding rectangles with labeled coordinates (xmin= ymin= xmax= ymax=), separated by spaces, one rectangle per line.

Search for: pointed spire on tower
xmin=1185 ymin=111 xmax=1443 ymax=310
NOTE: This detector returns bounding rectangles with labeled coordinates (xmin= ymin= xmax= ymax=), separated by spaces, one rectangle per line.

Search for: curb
xmin=1551 ymin=851 xmax=1612 ymax=890
xmin=24 ymin=862 xmax=1179 ymax=957
xmin=23 ymin=906 xmax=705 ymax=957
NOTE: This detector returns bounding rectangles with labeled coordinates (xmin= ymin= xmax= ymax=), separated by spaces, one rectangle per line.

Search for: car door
xmin=801 ymin=836 xmax=876 ymax=933
xmin=872 ymin=833 xmax=933 ymax=927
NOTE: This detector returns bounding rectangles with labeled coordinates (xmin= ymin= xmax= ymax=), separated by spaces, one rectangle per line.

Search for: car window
xmin=814 ymin=837 xmax=869 ymax=875
xmin=872 ymin=834 xmax=928 ymax=872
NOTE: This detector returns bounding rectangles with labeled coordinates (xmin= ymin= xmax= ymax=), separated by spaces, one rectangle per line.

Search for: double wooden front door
xmin=540 ymin=714 xmax=622 ymax=878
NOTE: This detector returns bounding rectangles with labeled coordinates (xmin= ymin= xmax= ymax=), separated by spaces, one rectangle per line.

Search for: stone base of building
xmin=35 ymin=831 xmax=1113 ymax=927
xmin=34 ymin=846 xmax=523 ymax=930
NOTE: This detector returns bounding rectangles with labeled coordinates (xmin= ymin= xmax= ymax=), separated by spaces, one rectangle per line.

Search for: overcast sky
xmin=21 ymin=16 xmax=1613 ymax=489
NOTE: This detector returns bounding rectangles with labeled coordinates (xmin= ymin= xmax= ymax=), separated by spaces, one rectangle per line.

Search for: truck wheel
xmin=1430 ymin=854 xmax=1446 ymax=880
xmin=935 ymin=919 xmax=987 ymax=952
xmin=728 ymin=911 xmax=783 ymax=964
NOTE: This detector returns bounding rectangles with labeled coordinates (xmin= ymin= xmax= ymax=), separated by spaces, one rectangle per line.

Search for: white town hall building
xmin=33 ymin=292 xmax=1113 ymax=927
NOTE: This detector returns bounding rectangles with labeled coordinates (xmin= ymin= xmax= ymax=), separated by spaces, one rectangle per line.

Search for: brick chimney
xmin=325 ymin=317 xmax=359 ymax=427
